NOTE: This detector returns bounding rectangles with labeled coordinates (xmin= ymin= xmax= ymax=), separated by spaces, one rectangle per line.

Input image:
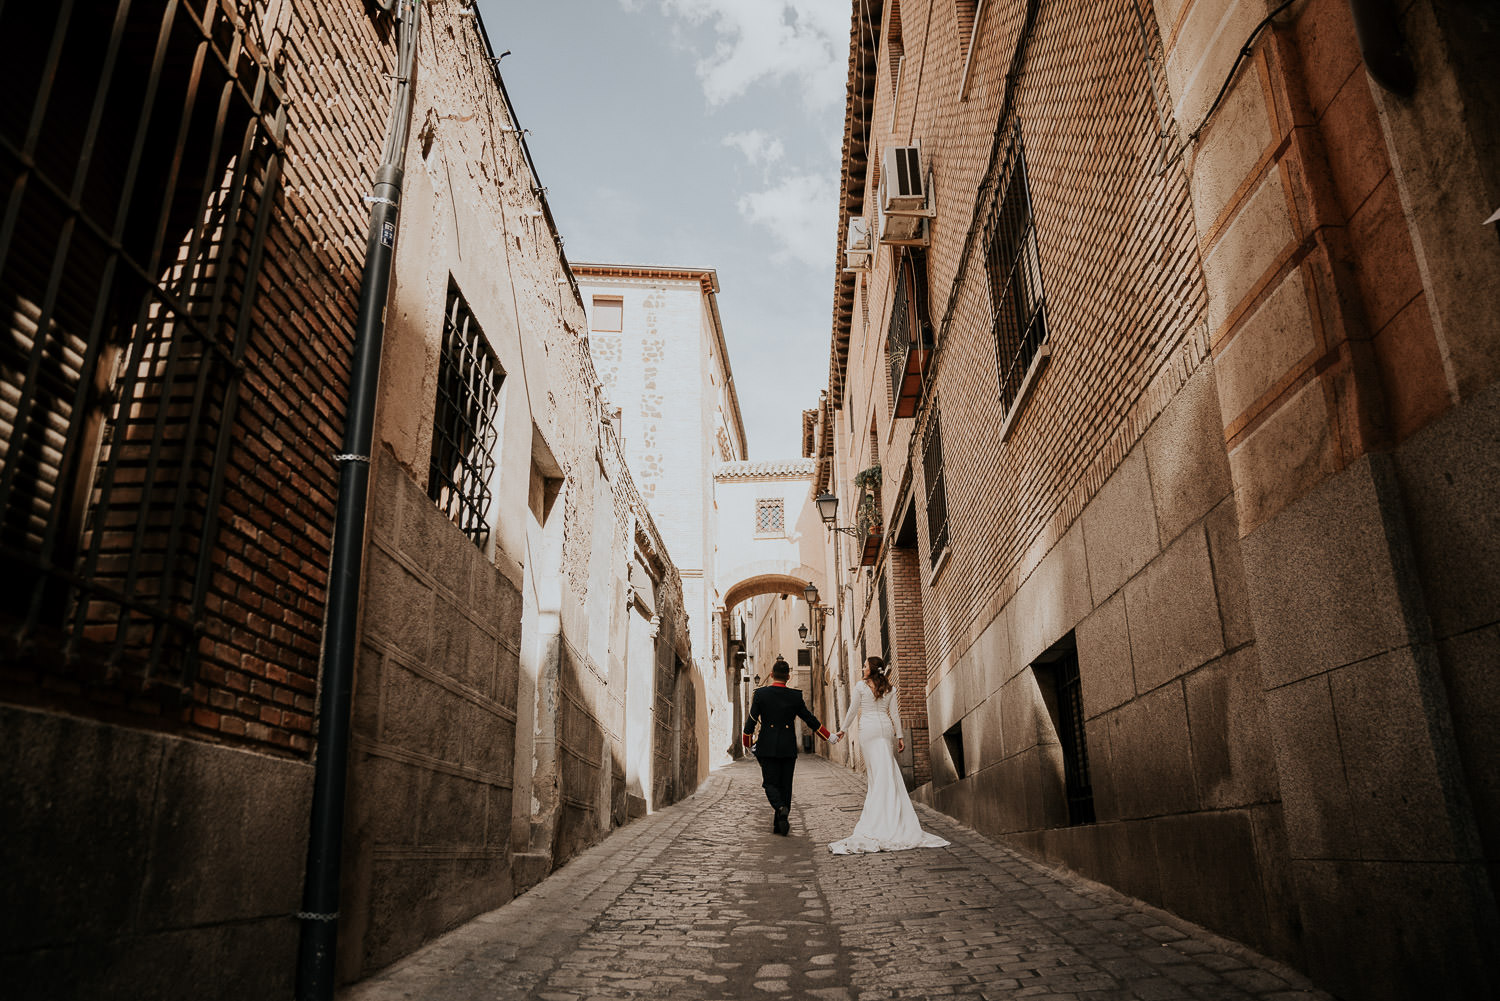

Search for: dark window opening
xmin=0 ymin=1 xmax=284 ymax=687
xmin=943 ymin=720 xmax=966 ymax=779
xmin=430 ymin=281 xmax=504 ymax=548
xmin=985 ymin=125 xmax=1049 ymax=422
xmin=876 ymin=567 xmax=892 ymax=669
xmin=796 ymin=648 xmax=811 ymax=667
xmin=1035 ymin=636 xmax=1094 ymax=825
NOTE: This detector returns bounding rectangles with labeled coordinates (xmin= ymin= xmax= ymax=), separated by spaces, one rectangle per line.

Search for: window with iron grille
xmin=0 ymin=1 xmax=284 ymax=686
xmin=921 ymin=407 xmax=949 ymax=568
xmin=796 ymin=648 xmax=811 ymax=668
xmin=754 ymin=497 xmax=784 ymax=535
xmin=887 ymin=250 xmax=933 ymax=418
xmin=1039 ymin=645 xmax=1094 ymax=825
xmin=876 ymin=567 xmax=892 ymax=669
xmin=429 ymin=282 xmax=504 ymax=547
xmin=985 ymin=126 xmax=1049 ymax=422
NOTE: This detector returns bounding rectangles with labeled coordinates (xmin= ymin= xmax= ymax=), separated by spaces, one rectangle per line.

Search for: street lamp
xmin=815 ymin=492 xmax=864 ymax=539
xmin=803 ymin=581 xmax=819 ymax=605
xmin=798 ymin=622 xmax=809 ymax=644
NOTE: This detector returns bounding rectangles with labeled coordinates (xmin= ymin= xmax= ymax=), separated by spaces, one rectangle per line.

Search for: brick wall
xmin=834 ymin=0 xmax=1207 ymax=683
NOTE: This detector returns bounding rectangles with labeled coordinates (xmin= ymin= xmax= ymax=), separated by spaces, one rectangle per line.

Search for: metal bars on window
xmin=0 ymin=0 xmax=284 ymax=686
xmin=921 ymin=407 xmax=949 ymax=568
xmin=886 ymin=250 xmax=933 ymax=419
xmin=1053 ymin=649 xmax=1095 ymax=825
xmin=887 ymin=267 xmax=909 ymax=409
xmin=985 ymin=126 xmax=1048 ymax=416
xmin=429 ymin=282 xmax=503 ymax=548
xmin=876 ymin=567 xmax=892 ymax=670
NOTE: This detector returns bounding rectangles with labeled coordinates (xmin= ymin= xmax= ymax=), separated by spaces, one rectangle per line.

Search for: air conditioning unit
xmin=882 ymin=146 xmax=925 ymax=211
xmin=844 ymin=216 xmax=872 ymax=270
xmin=877 ymin=145 xmax=931 ymax=244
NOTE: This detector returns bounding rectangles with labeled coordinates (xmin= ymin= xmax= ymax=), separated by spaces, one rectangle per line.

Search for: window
xmin=590 ymin=295 xmax=623 ymax=332
xmin=796 ymin=648 xmax=811 ymax=667
xmin=754 ymin=498 xmax=785 ymax=536
xmin=985 ymin=126 xmax=1050 ymax=438
xmin=943 ymin=721 xmax=967 ymax=779
xmin=1036 ymin=641 xmax=1094 ymax=825
xmin=876 ymin=568 xmax=892 ymax=667
xmin=921 ymin=407 xmax=949 ymax=569
xmin=0 ymin=1 xmax=284 ymax=685
xmin=429 ymin=282 xmax=504 ymax=547
xmin=887 ymin=250 xmax=933 ymax=418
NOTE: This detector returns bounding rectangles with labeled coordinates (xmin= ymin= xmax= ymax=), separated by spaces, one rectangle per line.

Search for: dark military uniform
xmin=743 ymin=681 xmax=830 ymax=834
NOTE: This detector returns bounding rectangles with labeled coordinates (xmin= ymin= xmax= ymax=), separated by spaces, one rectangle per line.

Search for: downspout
xmin=295 ymin=2 xmax=419 ymax=998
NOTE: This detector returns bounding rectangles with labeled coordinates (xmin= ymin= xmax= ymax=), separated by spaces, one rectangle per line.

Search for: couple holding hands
xmin=742 ymin=654 xmax=948 ymax=854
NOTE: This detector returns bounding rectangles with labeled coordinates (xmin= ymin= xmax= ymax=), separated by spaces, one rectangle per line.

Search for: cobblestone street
xmin=343 ymin=757 xmax=1330 ymax=1001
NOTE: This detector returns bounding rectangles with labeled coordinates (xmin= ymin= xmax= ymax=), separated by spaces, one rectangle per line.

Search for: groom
xmin=743 ymin=656 xmax=835 ymax=835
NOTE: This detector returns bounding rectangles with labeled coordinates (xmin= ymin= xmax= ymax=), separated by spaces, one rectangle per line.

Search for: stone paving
xmin=342 ymin=756 xmax=1331 ymax=1001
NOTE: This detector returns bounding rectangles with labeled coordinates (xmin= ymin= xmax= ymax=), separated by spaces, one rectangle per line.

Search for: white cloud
xmin=737 ymin=172 xmax=838 ymax=269
xmin=648 ymin=0 xmax=848 ymax=110
xmin=722 ymin=129 xmax=786 ymax=168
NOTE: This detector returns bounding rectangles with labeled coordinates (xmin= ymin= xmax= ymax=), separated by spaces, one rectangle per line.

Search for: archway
xmin=718 ymin=564 xmax=834 ymax=760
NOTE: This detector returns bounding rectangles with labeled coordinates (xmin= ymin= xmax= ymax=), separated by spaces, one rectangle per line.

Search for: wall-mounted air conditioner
xmin=877 ymin=145 xmax=933 ymax=245
xmin=845 ymin=216 xmax=872 ymax=271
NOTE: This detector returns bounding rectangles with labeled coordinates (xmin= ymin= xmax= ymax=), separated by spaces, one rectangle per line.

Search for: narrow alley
xmin=344 ymin=758 xmax=1329 ymax=1001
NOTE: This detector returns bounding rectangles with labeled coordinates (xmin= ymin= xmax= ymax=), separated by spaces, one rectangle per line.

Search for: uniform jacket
xmin=744 ymin=682 xmax=827 ymax=758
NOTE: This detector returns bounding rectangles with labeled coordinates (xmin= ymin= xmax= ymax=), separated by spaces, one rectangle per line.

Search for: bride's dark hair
xmin=866 ymin=656 xmax=893 ymax=699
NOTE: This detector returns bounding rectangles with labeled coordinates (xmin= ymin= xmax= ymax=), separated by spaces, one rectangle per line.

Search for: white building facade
xmin=574 ymin=264 xmax=748 ymax=763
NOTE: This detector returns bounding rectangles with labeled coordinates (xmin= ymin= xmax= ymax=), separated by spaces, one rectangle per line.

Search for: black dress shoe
xmin=774 ymin=806 xmax=790 ymax=835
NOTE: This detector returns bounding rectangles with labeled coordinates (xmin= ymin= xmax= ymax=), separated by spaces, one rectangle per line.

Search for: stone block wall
xmin=925 ymin=365 xmax=1297 ymax=963
xmin=337 ymin=448 xmax=523 ymax=978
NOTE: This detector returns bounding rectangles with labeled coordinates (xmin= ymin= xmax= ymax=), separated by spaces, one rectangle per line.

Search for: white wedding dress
xmin=829 ymin=683 xmax=950 ymax=855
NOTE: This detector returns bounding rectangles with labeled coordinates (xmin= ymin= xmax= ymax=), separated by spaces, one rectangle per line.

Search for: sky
xmin=476 ymin=0 xmax=849 ymax=459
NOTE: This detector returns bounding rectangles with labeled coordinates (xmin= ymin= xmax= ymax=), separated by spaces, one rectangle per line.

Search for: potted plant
xmin=852 ymin=464 xmax=882 ymax=538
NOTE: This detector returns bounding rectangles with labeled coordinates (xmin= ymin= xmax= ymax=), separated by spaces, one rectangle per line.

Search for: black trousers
xmin=757 ymin=754 xmax=797 ymax=811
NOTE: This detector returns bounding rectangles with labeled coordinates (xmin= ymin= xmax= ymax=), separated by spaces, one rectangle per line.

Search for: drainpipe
xmin=295 ymin=2 xmax=419 ymax=998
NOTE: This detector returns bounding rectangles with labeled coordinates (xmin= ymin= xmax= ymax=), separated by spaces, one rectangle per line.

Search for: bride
xmin=830 ymin=656 xmax=949 ymax=855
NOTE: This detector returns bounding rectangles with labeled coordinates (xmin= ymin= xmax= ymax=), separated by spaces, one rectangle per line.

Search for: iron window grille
xmin=921 ymin=406 xmax=949 ymax=568
xmin=429 ymin=282 xmax=504 ymax=548
xmin=876 ymin=567 xmax=892 ymax=670
xmin=754 ymin=497 xmax=784 ymax=535
xmin=886 ymin=250 xmax=934 ymax=419
xmin=985 ymin=126 xmax=1049 ymax=420
xmin=0 ymin=1 xmax=285 ymax=687
xmin=1052 ymin=649 xmax=1095 ymax=824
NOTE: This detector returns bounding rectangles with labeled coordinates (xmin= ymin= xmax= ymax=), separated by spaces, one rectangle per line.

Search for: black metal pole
xmin=294 ymin=161 xmax=402 ymax=1000
xmin=294 ymin=3 xmax=417 ymax=992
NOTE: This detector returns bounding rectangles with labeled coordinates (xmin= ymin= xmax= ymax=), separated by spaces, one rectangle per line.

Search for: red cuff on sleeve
xmin=817 ymin=726 xmax=831 ymax=740
xmin=742 ymin=733 xmax=752 ymax=747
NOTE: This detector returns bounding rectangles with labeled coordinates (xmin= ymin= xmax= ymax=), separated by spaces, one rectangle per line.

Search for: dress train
xmin=830 ymin=686 xmax=949 ymax=855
